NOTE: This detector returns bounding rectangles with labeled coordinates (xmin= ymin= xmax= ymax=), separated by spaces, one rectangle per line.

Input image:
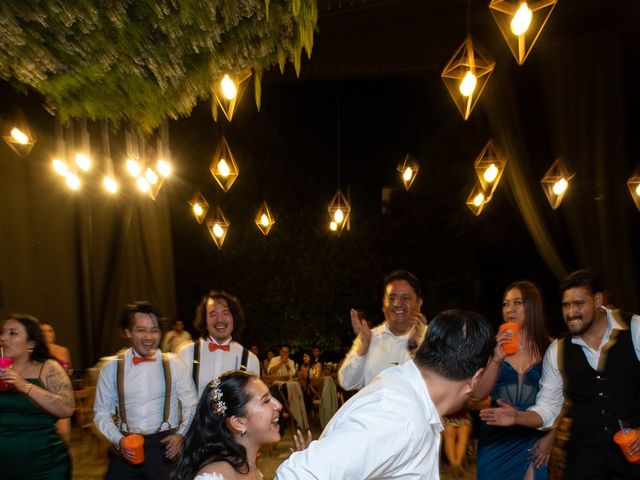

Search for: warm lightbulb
xmin=52 ymin=159 xmax=68 ymax=176
xmin=65 ymin=173 xmax=80 ymax=190
xmin=75 ymin=153 xmax=91 ymax=172
xmin=212 ymin=223 xmax=224 ymax=238
xmin=334 ymin=208 xmax=344 ymax=224
xmin=483 ymin=164 xmax=499 ymax=183
xmin=510 ymin=2 xmax=533 ymax=36
xmin=552 ymin=178 xmax=568 ymax=195
xmin=217 ymin=159 xmax=230 ymax=177
xmin=220 ymin=75 xmax=237 ymax=100
xmin=473 ymin=192 xmax=485 ymax=207
xmin=260 ymin=213 xmax=270 ymax=227
xmin=459 ymin=71 xmax=477 ymax=97
xmin=10 ymin=127 xmax=29 ymax=144
xmin=329 ymin=221 xmax=338 ymax=231
xmin=157 ymin=159 xmax=171 ymax=177
xmin=127 ymin=159 xmax=141 ymax=177
xmin=136 ymin=176 xmax=151 ymax=193
xmin=103 ymin=176 xmax=118 ymax=194
xmin=193 ymin=203 xmax=204 ymax=217
xmin=144 ymin=168 xmax=159 ymax=185
xmin=636 ymin=184 xmax=640 ymax=197
xmin=403 ymin=167 xmax=413 ymax=182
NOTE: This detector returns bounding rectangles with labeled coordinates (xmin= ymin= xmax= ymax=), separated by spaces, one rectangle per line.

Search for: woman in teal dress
xmin=0 ymin=314 xmax=74 ymax=479
xmin=473 ymin=281 xmax=555 ymax=480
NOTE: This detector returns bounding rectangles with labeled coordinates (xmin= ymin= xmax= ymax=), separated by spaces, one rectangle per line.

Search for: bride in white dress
xmin=171 ymin=371 xmax=282 ymax=480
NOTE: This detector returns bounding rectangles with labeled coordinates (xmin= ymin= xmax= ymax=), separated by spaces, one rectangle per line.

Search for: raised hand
xmin=350 ymin=308 xmax=372 ymax=356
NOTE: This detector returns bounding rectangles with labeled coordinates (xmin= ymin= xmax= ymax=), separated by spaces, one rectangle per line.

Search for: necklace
xmin=248 ymin=462 xmax=263 ymax=480
xmin=518 ymin=343 xmax=527 ymax=353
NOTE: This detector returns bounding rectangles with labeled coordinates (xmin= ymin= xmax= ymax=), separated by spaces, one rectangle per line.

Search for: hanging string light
xmin=489 ymin=0 xmax=558 ymax=65
xmin=210 ymin=137 xmax=239 ymax=192
xmin=2 ymin=113 xmax=36 ymax=157
xmin=211 ymin=71 xmax=253 ymax=122
xmin=189 ymin=192 xmax=209 ymax=224
xmin=474 ymin=140 xmax=507 ymax=197
xmin=255 ymin=201 xmax=275 ymax=235
xmin=466 ymin=182 xmax=491 ymax=216
xmin=541 ymin=158 xmax=574 ymax=209
xmin=397 ymin=154 xmax=419 ymax=191
xmin=207 ymin=206 xmax=230 ymax=249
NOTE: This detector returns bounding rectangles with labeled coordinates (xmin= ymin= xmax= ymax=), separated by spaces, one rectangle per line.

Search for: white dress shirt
xmin=338 ymin=322 xmax=420 ymax=390
xmin=176 ymin=338 xmax=260 ymax=395
xmin=93 ymin=348 xmax=198 ymax=446
xmin=276 ymin=361 xmax=443 ymax=480
xmin=267 ymin=356 xmax=297 ymax=376
xmin=530 ymin=307 xmax=640 ymax=429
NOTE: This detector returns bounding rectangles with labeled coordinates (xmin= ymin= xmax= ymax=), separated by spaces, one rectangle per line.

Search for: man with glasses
xmin=338 ymin=270 xmax=427 ymax=390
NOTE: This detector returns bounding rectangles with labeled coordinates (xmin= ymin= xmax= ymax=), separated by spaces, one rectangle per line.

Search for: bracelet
xmin=24 ymin=383 xmax=33 ymax=395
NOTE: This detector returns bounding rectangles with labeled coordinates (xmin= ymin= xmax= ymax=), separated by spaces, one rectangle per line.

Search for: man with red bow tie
xmin=94 ymin=301 xmax=197 ymax=479
xmin=177 ymin=290 xmax=260 ymax=396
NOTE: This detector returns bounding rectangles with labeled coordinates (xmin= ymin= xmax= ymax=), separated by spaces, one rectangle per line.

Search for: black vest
xmin=562 ymin=326 xmax=640 ymax=445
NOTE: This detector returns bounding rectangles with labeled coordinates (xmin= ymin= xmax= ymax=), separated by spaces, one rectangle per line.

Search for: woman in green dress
xmin=0 ymin=314 xmax=74 ymax=479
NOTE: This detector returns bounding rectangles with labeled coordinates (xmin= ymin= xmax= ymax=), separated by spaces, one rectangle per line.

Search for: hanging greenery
xmin=0 ymin=0 xmax=318 ymax=131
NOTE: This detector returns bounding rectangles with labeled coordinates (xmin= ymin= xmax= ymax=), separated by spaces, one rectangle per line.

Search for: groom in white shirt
xmin=276 ymin=309 xmax=494 ymax=479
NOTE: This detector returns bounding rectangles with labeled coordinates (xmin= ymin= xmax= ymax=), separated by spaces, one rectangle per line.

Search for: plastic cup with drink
xmin=0 ymin=347 xmax=14 ymax=391
xmin=121 ymin=430 xmax=145 ymax=464
xmin=614 ymin=420 xmax=640 ymax=464
xmin=499 ymin=322 xmax=520 ymax=356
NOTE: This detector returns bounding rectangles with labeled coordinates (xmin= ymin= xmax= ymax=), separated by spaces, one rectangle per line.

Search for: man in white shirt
xmin=177 ymin=290 xmax=260 ymax=395
xmin=94 ymin=301 xmax=198 ymax=480
xmin=481 ymin=270 xmax=640 ymax=479
xmin=276 ymin=309 xmax=494 ymax=479
xmin=338 ymin=270 xmax=427 ymax=391
xmin=267 ymin=345 xmax=297 ymax=376
xmin=160 ymin=319 xmax=192 ymax=353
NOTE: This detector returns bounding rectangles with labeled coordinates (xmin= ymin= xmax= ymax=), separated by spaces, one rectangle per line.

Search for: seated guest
xmin=262 ymin=349 xmax=275 ymax=376
xmin=0 ymin=314 xmax=74 ymax=479
xmin=275 ymin=310 xmax=494 ymax=479
xmin=161 ymin=319 xmax=192 ymax=353
xmin=171 ymin=371 xmax=283 ymax=480
xmin=267 ymin=345 xmax=297 ymax=377
xmin=94 ymin=301 xmax=198 ymax=480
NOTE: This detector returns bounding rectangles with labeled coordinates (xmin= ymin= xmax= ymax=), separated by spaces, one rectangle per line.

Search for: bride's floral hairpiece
xmin=210 ymin=377 xmax=227 ymax=417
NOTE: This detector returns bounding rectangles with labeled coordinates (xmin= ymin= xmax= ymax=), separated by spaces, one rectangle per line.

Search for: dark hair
xmin=194 ymin=291 xmax=245 ymax=339
xmin=5 ymin=314 xmax=52 ymax=363
xmin=504 ymin=281 xmax=550 ymax=360
xmin=559 ymin=269 xmax=605 ymax=296
xmin=383 ymin=270 xmax=422 ymax=299
xmin=120 ymin=301 xmax=162 ymax=330
xmin=171 ymin=371 xmax=256 ymax=480
xmin=414 ymin=310 xmax=494 ymax=381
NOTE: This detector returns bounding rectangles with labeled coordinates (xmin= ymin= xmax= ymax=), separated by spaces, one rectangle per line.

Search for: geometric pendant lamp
xmin=466 ymin=182 xmax=491 ymax=216
xmin=207 ymin=206 xmax=230 ymax=249
xmin=397 ymin=154 xmax=419 ymax=191
xmin=210 ymin=137 xmax=239 ymax=192
xmin=489 ymin=0 xmax=558 ymax=65
xmin=474 ymin=140 xmax=507 ymax=198
xmin=255 ymin=200 xmax=275 ymax=235
xmin=541 ymin=158 xmax=574 ymax=209
xmin=190 ymin=192 xmax=209 ymax=224
xmin=328 ymin=189 xmax=351 ymax=234
xmin=211 ymin=70 xmax=252 ymax=122
xmin=441 ymin=36 xmax=495 ymax=120
xmin=627 ymin=167 xmax=640 ymax=212
xmin=2 ymin=122 xmax=36 ymax=157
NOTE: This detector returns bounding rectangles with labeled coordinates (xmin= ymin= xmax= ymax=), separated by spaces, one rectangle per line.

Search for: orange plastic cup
xmin=614 ymin=429 xmax=640 ymax=464
xmin=121 ymin=433 xmax=145 ymax=464
xmin=499 ymin=322 xmax=520 ymax=356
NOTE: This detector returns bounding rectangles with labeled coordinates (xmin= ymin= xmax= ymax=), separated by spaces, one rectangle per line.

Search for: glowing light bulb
xmin=329 ymin=221 xmax=338 ymax=231
xmin=510 ymin=2 xmax=533 ymax=36
xmin=403 ymin=167 xmax=413 ymax=182
xmin=552 ymin=178 xmax=568 ymax=195
xmin=220 ymin=75 xmax=237 ymax=100
xmin=65 ymin=173 xmax=80 ymax=190
xmin=144 ymin=168 xmax=159 ymax=185
xmin=212 ymin=223 xmax=224 ymax=238
xmin=157 ymin=159 xmax=171 ymax=177
xmin=636 ymin=184 xmax=640 ymax=197
xmin=334 ymin=208 xmax=344 ymax=224
xmin=126 ymin=159 xmax=141 ymax=177
xmin=473 ymin=192 xmax=485 ymax=207
xmin=459 ymin=71 xmax=477 ymax=97
xmin=52 ymin=159 xmax=68 ymax=176
xmin=260 ymin=213 xmax=270 ymax=227
xmin=75 ymin=153 xmax=91 ymax=172
xmin=136 ymin=176 xmax=151 ymax=193
xmin=483 ymin=164 xmax=499 ymax=183
xmin=217 ymin=159 xmax=230 ymax=177
xmin=10 ymin=127 xmax=29 ymax=144
xmin=193 ymin=203 xmax=204 ymax=217
xmin=103 ymin=176 xmax=118 ymax=194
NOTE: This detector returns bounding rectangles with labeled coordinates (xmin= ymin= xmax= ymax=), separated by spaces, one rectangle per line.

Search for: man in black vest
xmin=481 ymin=270 xmax=640 ymax=479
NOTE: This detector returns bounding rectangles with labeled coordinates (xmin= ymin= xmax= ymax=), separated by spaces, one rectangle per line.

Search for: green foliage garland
xmin=0 ymin=0 xmax=318 ymax=131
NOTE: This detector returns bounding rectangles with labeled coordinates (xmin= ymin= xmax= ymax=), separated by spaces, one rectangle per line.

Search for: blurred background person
xmin=442 ymin=409 xmax=472 ymax=477
xmin=473 ymin=280 xmax=553 ymax=480
xmin=267 ymin=345 xmax=297 ymax=377
xmin=0 ymin=314 xmax=74 ymax=479
xmin=161 ymin=319 xmax=192 ymax=353
xmin=263 ymin=349 xmax=275 ymax=376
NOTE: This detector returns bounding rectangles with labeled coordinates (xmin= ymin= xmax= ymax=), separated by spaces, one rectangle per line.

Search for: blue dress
xmin=477 ymin=362 xmax=548 ymax=480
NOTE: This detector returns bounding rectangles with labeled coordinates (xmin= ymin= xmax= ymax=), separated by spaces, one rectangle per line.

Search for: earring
xmin=28 ymin=347 xmax=34 ymax=354
xmin=241 ymin=429 xmax=246 ymax=436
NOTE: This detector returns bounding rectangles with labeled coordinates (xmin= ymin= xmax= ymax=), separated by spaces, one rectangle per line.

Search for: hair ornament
xmin=210 ymin=377 xmax=227 ymax=417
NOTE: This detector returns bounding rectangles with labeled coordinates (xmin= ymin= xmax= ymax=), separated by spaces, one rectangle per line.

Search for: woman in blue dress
xmin=474 ymin=281 xmax=554 ymax=480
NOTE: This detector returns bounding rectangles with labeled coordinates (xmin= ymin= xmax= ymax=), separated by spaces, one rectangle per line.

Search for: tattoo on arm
xmin=44 ymin=363 xmax=74 ymax=408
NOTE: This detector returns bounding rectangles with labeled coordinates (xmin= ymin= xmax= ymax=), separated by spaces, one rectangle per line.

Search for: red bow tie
xmin=209 ymin=343 xmax=230 ymax=352
xmin=132 ymin=356 xmax=157 ymax=365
